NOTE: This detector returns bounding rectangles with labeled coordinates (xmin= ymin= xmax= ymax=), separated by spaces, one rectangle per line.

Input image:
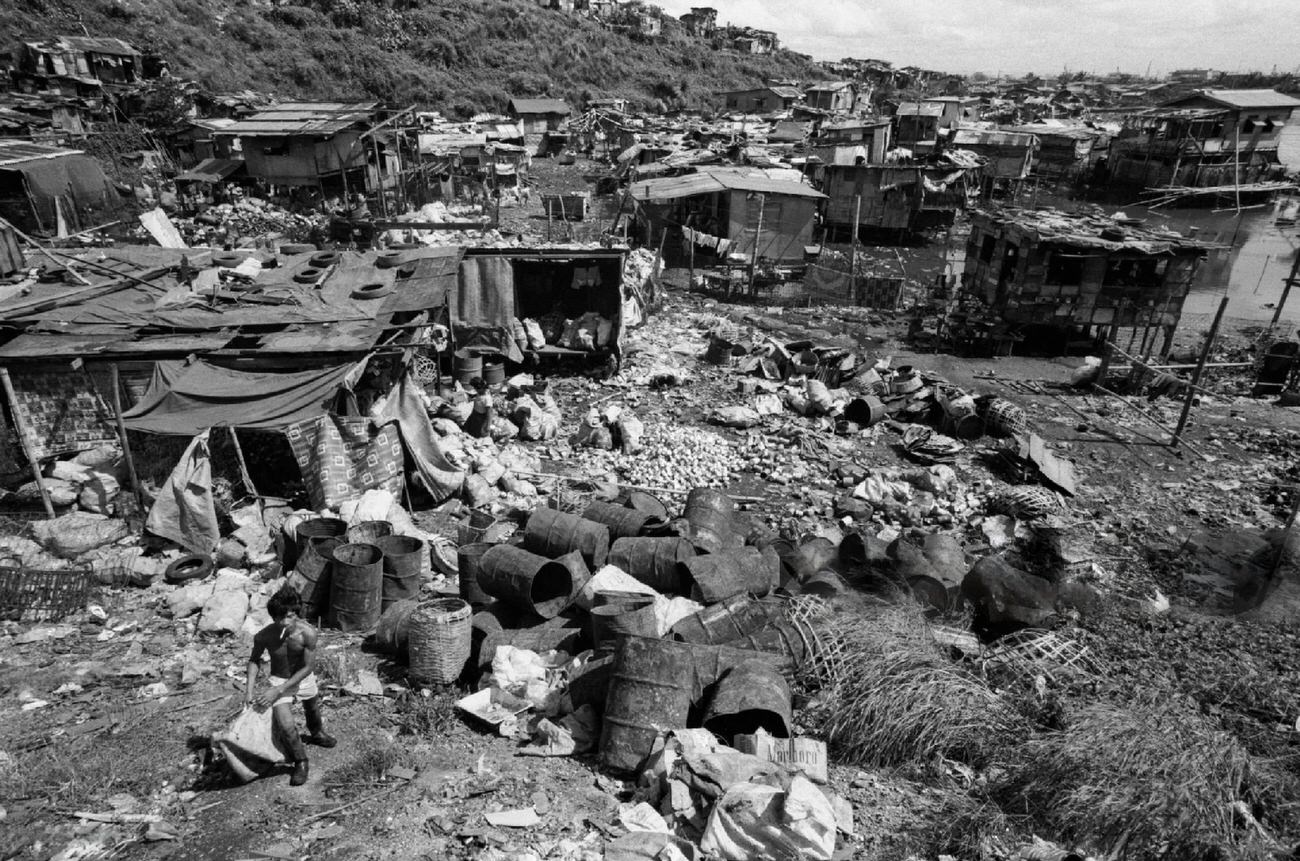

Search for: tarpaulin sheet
xmin=456 ymin=256 xmax=516 ymax=328
xmin=374 ymin=374 xmax=464 ymax=502
xmin=284 ymin=413 xmax=404 ymax=510
xmin=0 ymin=152 xmax=120 ymax=231
xmin=122 ymin=359 xmax=356 ymax=434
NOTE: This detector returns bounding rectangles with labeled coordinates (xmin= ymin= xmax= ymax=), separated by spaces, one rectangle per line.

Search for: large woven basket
xmin=0 ymin=565 xmax=90 ymax=622
xmin=407 ymin=598 xmax=472 ymax=686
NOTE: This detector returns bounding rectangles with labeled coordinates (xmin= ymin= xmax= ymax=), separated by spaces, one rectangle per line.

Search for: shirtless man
xmin=245 ymin=585 xmax=336 ymax=786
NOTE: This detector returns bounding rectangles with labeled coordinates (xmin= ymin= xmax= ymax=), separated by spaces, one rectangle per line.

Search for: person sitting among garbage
xmin=245 ymin=585 xmax=336 ymax=786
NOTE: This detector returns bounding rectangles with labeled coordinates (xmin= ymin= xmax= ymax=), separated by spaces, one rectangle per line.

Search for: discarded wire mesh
xmin=981 ymin=628 xmax=1104 ymax=686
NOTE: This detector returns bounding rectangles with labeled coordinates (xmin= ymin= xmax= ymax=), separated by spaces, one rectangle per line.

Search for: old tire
xmin=351 ymin=281 xmax=395 ymax=300
xmin=213 ymin=253 xmax=244 ymax=268
xmin=164 ymin=554 xmax=213 ymax=584
xmin=293 ymin=267 xmax=323 ymax=284
xmin=309 ymin=251 xmax=341 ymax=268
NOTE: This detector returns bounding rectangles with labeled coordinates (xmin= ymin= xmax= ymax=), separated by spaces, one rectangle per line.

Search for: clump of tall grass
xmin=994 ymin=699 xmax=1253 ymax=860
xmin=800 ymin=600 xmax=1025 ymax=768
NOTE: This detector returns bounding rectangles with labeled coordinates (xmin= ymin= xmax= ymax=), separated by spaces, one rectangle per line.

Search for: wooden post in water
xmin=1173 ymin=296 xmax=1229 ymax=447
xmin=0 ymin=368 xmax=54 ymax=518
xmin=849 ymin=194 xmax=862 ymax=304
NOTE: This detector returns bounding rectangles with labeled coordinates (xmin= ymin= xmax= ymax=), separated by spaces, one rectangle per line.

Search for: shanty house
xmin=893 ymin=102 xmax=943 ymax=153
xmin=804 ymin=81 xmax=858 ymax=113
xmin=925 ymin=96 xmax=981 ymax=128
xmin=1108 ymin=89 xmax=1300 ymax=191
xmin=215 ymin=102 xmax=390 ymax=196
xmin=1001 ymin=123 xmax=1100 ymax=179
xmin=11 ymin=36 xmax=143 ymax=95
xmin=0 ymin=242 xmax=634 ymax=518
xmin=947 ymin=129 xmax=1037 ymax=180
xmin=960 ymin=209 xmax=1210 ymax=354
xmin=813 ymin=118 xmax=892 ymax=164
xmin=630 ymin=168 xmax=825 ymax=268
xmin=720 ymin=86 xmax=803 ymax=114
xmin=508 ymin=98 xmax=572 ymax=135
xmin=0 ymin=140 xmax=120 ymax=234
xmin=821 ymin=160 xmax=975 ymax=236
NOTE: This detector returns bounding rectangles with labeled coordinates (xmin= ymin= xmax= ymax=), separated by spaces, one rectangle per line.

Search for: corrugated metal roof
xmin=896 ymin=103 xmax=944 ymax=118
xmin=631 ymin=168 xmax=825 ymax=201
xmin=806 ymin=81 xmax=854 ymax=92
xmin=0 ymin=140 xmax=84 ymax=167
xmin=220 ymin=102 xmax=380 ymax=137
xmin=175 ymin=158 xmax=245 ymax=183
xmin=950 ymin=129 xmax=1037 ymax=147
xmin=1185 ymin=89 xmax=1300 ymax=110
xmin=508 ymin=98 xmax=571 ymax=116
xmin=25 ymin=36 xmax=139 ymax=57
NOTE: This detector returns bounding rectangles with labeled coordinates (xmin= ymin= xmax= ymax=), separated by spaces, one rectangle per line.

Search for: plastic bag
xmin=700 ymin=775 xmax=836 ymax=861
xmin=708 ymin=406 xmax=762 ymax=429
xmin=616 ymin=412 xmax=645 ymax=454
xmin=212 ymin=706 xmax=288 ymax=782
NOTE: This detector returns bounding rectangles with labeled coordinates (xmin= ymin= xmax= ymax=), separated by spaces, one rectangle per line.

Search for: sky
xmin=656 ymin=0 xmax=1300 ymax=77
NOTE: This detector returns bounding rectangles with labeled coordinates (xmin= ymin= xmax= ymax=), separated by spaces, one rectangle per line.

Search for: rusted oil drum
xmin=295 ymin=517 xmax=347 ymax=558
xmin=290 ymin=535 xmax=340 ymax=625
xmin=669 ymin=593 xmax=777 ymax=645
xmin=568 ymin=653 xmax=616 ymax=711
xmin=843 ymin=395 xmax=886 ymax=427
xmin=477 ymin=544 xmax=575 ymax=619
xmin=591 ymin=597 xmax=658 ymax=651
xmin=330 ymin=542 xmax=384 ymax=632
xmin=608 ymin=537 xmax=694 ymax=593
xmin=702 ymin=659 xmax=793 ymax=739
xmin=523 ymin=508 xmax=610 ymax=570
xmin=346 ymin=520 xmax=393 ymax=546
xmin=776 ymin=537 xmax=837 ymax=582
xmin=476 ymin=624 xmax=583 ymax=669
xmin=374 ymin=597 xmax=420 ymax=654
xmin=582 ymin=501 xmax=650 ymax=540
xmin=682 ymin=487 xmax=735 ymax=553
xmin=457 ymin=542 xmax=494 ymax=605
xmin=600 ymin=636 xmax=696 ymax=773
xmin=681 ymin=546 xmax=780 ymax=603
xmin=625 ymin=491 xmax=671 ymax=529
xmin=730 ymin=618 xmax=814 ymax=674
xmin=375 ymin=535 xmax=423 ymax=612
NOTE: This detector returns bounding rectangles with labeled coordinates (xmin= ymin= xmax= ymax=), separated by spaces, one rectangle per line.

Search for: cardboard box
xmin=733 ymin=729 xmax=828 ymax=784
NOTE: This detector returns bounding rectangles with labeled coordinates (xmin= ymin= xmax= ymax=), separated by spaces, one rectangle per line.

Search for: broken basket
xmin=0 ymin=564 xmax=91 ymax=622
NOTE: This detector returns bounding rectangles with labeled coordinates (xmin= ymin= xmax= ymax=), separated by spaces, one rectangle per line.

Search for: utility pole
xmin=1173 ymin=296 xmax=1229 ymax=447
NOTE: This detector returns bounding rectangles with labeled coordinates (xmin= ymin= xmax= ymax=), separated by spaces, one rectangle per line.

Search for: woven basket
xmin=407 ymin=598 xmax=472 ymax=686
xmin=985 ymin=398 xmax=1030 ymax=437
xmin=0 ymin=565 xmax=90 ymax=621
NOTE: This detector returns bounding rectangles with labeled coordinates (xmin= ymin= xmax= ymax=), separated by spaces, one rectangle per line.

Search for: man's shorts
xmin=268 ymin=673 xmax=319 ymax=707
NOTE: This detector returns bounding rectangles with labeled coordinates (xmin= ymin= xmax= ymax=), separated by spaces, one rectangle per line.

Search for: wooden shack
xmin=960 ymin=208 xmax=1211 ymax=354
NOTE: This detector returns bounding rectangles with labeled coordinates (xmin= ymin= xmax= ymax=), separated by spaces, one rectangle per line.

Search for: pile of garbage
xmin=167 ymin=199 xmax=328 ymax=246
xmin=574 ymin=422 xmax=743 ymax=491
xmin=3 ymin=444 xmax=125 ymax=517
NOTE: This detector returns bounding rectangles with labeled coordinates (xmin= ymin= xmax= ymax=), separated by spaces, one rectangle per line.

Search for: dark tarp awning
xmin=0 ymin=150 xmax=120 ymax=231
xmin=175 ymin=157 xmax=246 ymax=183
xmin=122 ymin=359 xmax=359 ymax=434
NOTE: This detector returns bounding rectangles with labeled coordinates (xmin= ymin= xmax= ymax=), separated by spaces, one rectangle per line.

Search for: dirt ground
xmin=4 ymin=157 xmax=1300 ymax=861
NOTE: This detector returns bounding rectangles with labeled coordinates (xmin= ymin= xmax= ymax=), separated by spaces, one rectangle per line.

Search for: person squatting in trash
xmin=245 ymin=585 xmax=336 ymax=785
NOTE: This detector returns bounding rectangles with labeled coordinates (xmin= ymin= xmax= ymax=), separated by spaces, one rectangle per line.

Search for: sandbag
xmin=211 ymin=707 xmax=289 ymax=782
xmin=700 ymin=775 xmax=836 ymax=861
xmin=16 ymin=478 xmax=78 ymax=508
xmin=198 ymin=571 xmax=251 ymax=634
xmin=78 ymin=472 xmax=120 ymax=514
xmin=31 ymin=511 xmax=130 ymax=559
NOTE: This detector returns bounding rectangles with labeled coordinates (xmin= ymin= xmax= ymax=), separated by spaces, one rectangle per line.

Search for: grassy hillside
xmin=1 ymin=0 xmax=825 ymax=116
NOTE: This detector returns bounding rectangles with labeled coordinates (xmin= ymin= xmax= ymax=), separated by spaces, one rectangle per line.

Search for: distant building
xmin=947 ymin=129 xmax=1037 ymax=181
xmin=1108 ymin=89 xmax=1300 ymax=190
xmin=730 ymin=29 xmax=779 ymax=54
xmin=680 ymin=6 xmax=718 ymax=37
xmin=11 ymin=36 xmax=144 ymax=96
xmin=507 ymin=97 xmax=572 ymax=134
xmin=923 ymin=96 xmax=981 ymax=128
xmin=812 ymin=117 xmax=892 ymax=164
xmin=720 ymin=86 xmax=802 ymax=114
xmin=1170 ymin=69 xmax=1218 ymax=84
xmin=804 ymin=81 xmax=858 ymax=113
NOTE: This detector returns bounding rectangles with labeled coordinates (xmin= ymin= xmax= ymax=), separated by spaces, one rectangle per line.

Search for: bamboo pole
xmin=1091 ymin=383 xmax=1209 ymax=457
xmin=0 ymin=368 xmax=55 ymax=518
xmin=849 ymin=194 xmax=861 ymax=303
xmin=108 ymin=364 xmax=146 ymax=515
xmin=1173 ymin=295 xmax=1229 ymax=446
xmin=747 ymin=192 xmax=764 ymax=297
xmin=0 ymin=215 xmax=90 ymax=285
